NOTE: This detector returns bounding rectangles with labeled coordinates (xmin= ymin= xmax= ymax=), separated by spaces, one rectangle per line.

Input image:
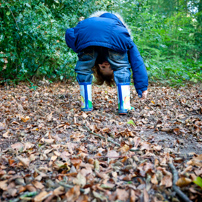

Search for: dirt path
xmin=0 ymin=82 xmax=201 ymax=201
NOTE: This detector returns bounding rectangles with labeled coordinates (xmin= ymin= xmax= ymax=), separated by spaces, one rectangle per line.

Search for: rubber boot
xmin=79 ymin=82 xmax=93 ymax=111
xmin=117 ymin=83 xmax=131 ymax=114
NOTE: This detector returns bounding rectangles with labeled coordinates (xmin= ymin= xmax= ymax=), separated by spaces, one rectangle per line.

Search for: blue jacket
xmin=65 ymin=13 xmax=148 ymax=96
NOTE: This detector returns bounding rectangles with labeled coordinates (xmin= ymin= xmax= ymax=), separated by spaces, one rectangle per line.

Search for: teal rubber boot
xmin=79 ymin=82 xmax=93 ymax=112
xmin=117 ymin=83 xmax=131 ymax=114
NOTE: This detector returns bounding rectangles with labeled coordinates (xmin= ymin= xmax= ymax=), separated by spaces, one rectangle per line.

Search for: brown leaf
xmin=153 ymin=145 xmax=162 ymax=151
xmin=34 ymin=191 xmax=50 ymax=202
xmin=96 ymin=171 xmax=109 ymax=179
xmin=65 ymin=185 xmax=80 ymax=202
xmin=144 ymin=189 xmax=149 ymax=202
xmin=151 ymin=174 xmax=158 ymax=185
xmin=7 ymin=187 xmax=17 ymax=197
xmin=116 ymin=189 xmax=129 ymax=201
xmin=47 ymin=112 xmax=53 ymax=122
xmin=187 ymin=154 xmax=202 ymax=167
xmin=73 ymin=173 xmax=86 ymax=188
xmin=102 ymin=127 xmax=110 ymax=133
xmin=26 ymin=184 xmax=37 ymax=192
xmin=21 ymin=116 xmax=30 ymax=122
xmin=17 ymin=157 xmax=30 ymax=167
xmin=23 ymin=142 xmax=34 ymax=151
xmin=0 ymin=180 xmax=8 ymax=191
xmin=176 ymin=177 xmax=192 ymax=187
xmin=50 ymin=155 xmax=57 ymax=161
xmin=43 ymin=138 xmax=55 ymax=144
xmin=130 ymin=189 xmax=137 ymax=202
xmin=8 ymin=159 xmax=15 ymax=166
xmin=3 ymin=130 xmax=9 ymax=138
xmin=107 ymin=150 xmax=119 ymax=158
xmin=160 ymin=174 xmax=172 ymax=187
xmin=11 ymin=142 xmax=24 ymax=151
xmin=0 ymin=122 xmax=6 ymax=131
xmin=71 ymin=158 xmax=82 ymax=169
xmin=82 ymin=112 xmax=88 ymax=118
xmin=53 ymin=186 xmax=65 ymax=196
xmin=118 ymin=144 xmax=130 ymax=153
xmin=140 ymin=142 xmax=150 ymax=151
xmin=32 ymin=181 xmax=45 ymax=189
xmin=194 ymin=168 xmax=202 ymax=176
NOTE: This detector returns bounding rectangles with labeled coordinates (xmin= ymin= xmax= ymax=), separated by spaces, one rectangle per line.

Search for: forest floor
xmin=0 ymin=82 xmax=202 ymax=202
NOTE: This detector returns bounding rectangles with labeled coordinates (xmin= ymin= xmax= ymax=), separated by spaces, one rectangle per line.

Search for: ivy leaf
xmin=127 ymin=120 xmax=135 ymax=126
xmin=193 ymin=177 xmax=202 ymax=189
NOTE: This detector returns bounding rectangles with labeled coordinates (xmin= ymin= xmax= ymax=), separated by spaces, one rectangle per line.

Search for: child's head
xmin=93 ymin=61 xmax=115 ymax=86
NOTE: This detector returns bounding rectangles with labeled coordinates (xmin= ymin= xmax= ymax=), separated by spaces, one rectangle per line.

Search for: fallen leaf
xmin=176 ymin=177 xmax=192 ymax=187
xmin=43 ymin=139 xmax=55 ymax=144
xmin=47 ymin=112 xmax=53 ymax=121
xmin=0 ymin=180 xmax=8 ymax=191
xmin=116 ymin=188 xmax=129 ymax=201
xmin=107 ymin=150 xmax=119 ymax=158
xmin=21 ymin=116 xmax=30 ymax=122
xmin=17 ymin=157 xmax=30 ymax=167
xmin=11 ymin=142 xmax=24 ymax=151
xmin=3 ymin=130 xmax=9 ymax=138
xmin=160 ymin=174 xmax=172 ymax=187
xmin=65 ymin=185 xmax=80 ymax=202
xmin=118 ymin=144 xmax=130 ymax=153
xmin=34 ymin=191 xmax=50 ymax=202
xmin=0 ymin=122 xmax=6 ymax=131
xmin=32 ymin=181 xmax=45 ymax=189
xmin=93 ymin=191 xmax=108 ymax=201
xmin=94 ymin=159 xmax=100 ymax=172
xmin=151 ymin=174 xmax=158 ymax=185
xmin=82 ymin=112 xmax=88 ymax=118
xmin=74 ymin=173 xmax=86 ymax=187
xmin=193 ymin=176 xmax=202 ymax=188
xmin=71 ymin=158 xmax=82 ymax=169
xmin=187 ymin=154 xmax=202 ymax=167
xmin=53 ymin=186 xmax=65 ymax=195
xmin=144 ymin=189 xmax=149 ymax=202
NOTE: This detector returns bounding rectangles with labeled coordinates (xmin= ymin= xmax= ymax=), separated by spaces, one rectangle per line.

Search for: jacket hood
xmin=89 ymin=11 xmax=132 ymax=38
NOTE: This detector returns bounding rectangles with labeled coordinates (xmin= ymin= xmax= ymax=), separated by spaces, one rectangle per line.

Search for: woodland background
xmin=0 ymin=0 xmax=202 ymax=86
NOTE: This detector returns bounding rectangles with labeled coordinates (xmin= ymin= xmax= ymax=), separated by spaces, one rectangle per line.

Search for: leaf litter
xmin=0 ymin=82 xmax=201 ymax=201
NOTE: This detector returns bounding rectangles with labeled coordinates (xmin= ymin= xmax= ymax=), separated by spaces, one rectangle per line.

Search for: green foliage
xmin=0 ymin=0 xmax=202 ymax=85
xmin=0 ymin=0 xmax=113 ymax=83
xmin=127 ymin=120 xmax=136 ymax=126
xmin=115 ymin=0 xmax=202 ymax=85
xmin=193 ymin=176 xmax=202 ymax=188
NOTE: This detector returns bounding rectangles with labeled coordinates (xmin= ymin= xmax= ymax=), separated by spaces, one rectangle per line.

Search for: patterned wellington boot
xmin=117 ymin=83 xmax=131 ymax=114
xmin=79 ymin=82 xmax=93 ymax=112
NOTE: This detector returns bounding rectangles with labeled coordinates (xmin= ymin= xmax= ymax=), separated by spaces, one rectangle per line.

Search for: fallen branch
xmin=168 ymin=162 xmax=192 ymax=202
xmin=83 ymin=125 xmax=139 ymax=152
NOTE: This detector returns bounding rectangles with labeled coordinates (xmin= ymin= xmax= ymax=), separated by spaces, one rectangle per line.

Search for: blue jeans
xmin=75 ymin=46 xmax=131 ymax=85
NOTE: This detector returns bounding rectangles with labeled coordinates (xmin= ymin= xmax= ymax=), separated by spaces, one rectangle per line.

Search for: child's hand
xmin=141 ymin=90 xmax=148 ymax=99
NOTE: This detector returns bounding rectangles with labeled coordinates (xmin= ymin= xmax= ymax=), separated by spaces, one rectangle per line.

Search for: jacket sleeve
xmin=65 ymin=28 xmax=77 ymax=52
xmin=128 ymin=41 xmax=148 ymax=97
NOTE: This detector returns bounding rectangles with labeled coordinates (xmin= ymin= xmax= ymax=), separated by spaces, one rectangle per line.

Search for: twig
xmin=168 ymin=162 xmax=192 ymax=202
xmin=83 ymin=125 xmax=139 ymax=152
xmin=2 ymin=0 xmax=19 ymax=30
xmin=58 ymin=182 xmax=85 ymax=193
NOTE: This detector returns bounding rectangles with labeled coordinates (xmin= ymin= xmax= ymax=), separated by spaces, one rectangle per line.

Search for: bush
xmin=1 ymin=0 xmax=201 ymax=86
